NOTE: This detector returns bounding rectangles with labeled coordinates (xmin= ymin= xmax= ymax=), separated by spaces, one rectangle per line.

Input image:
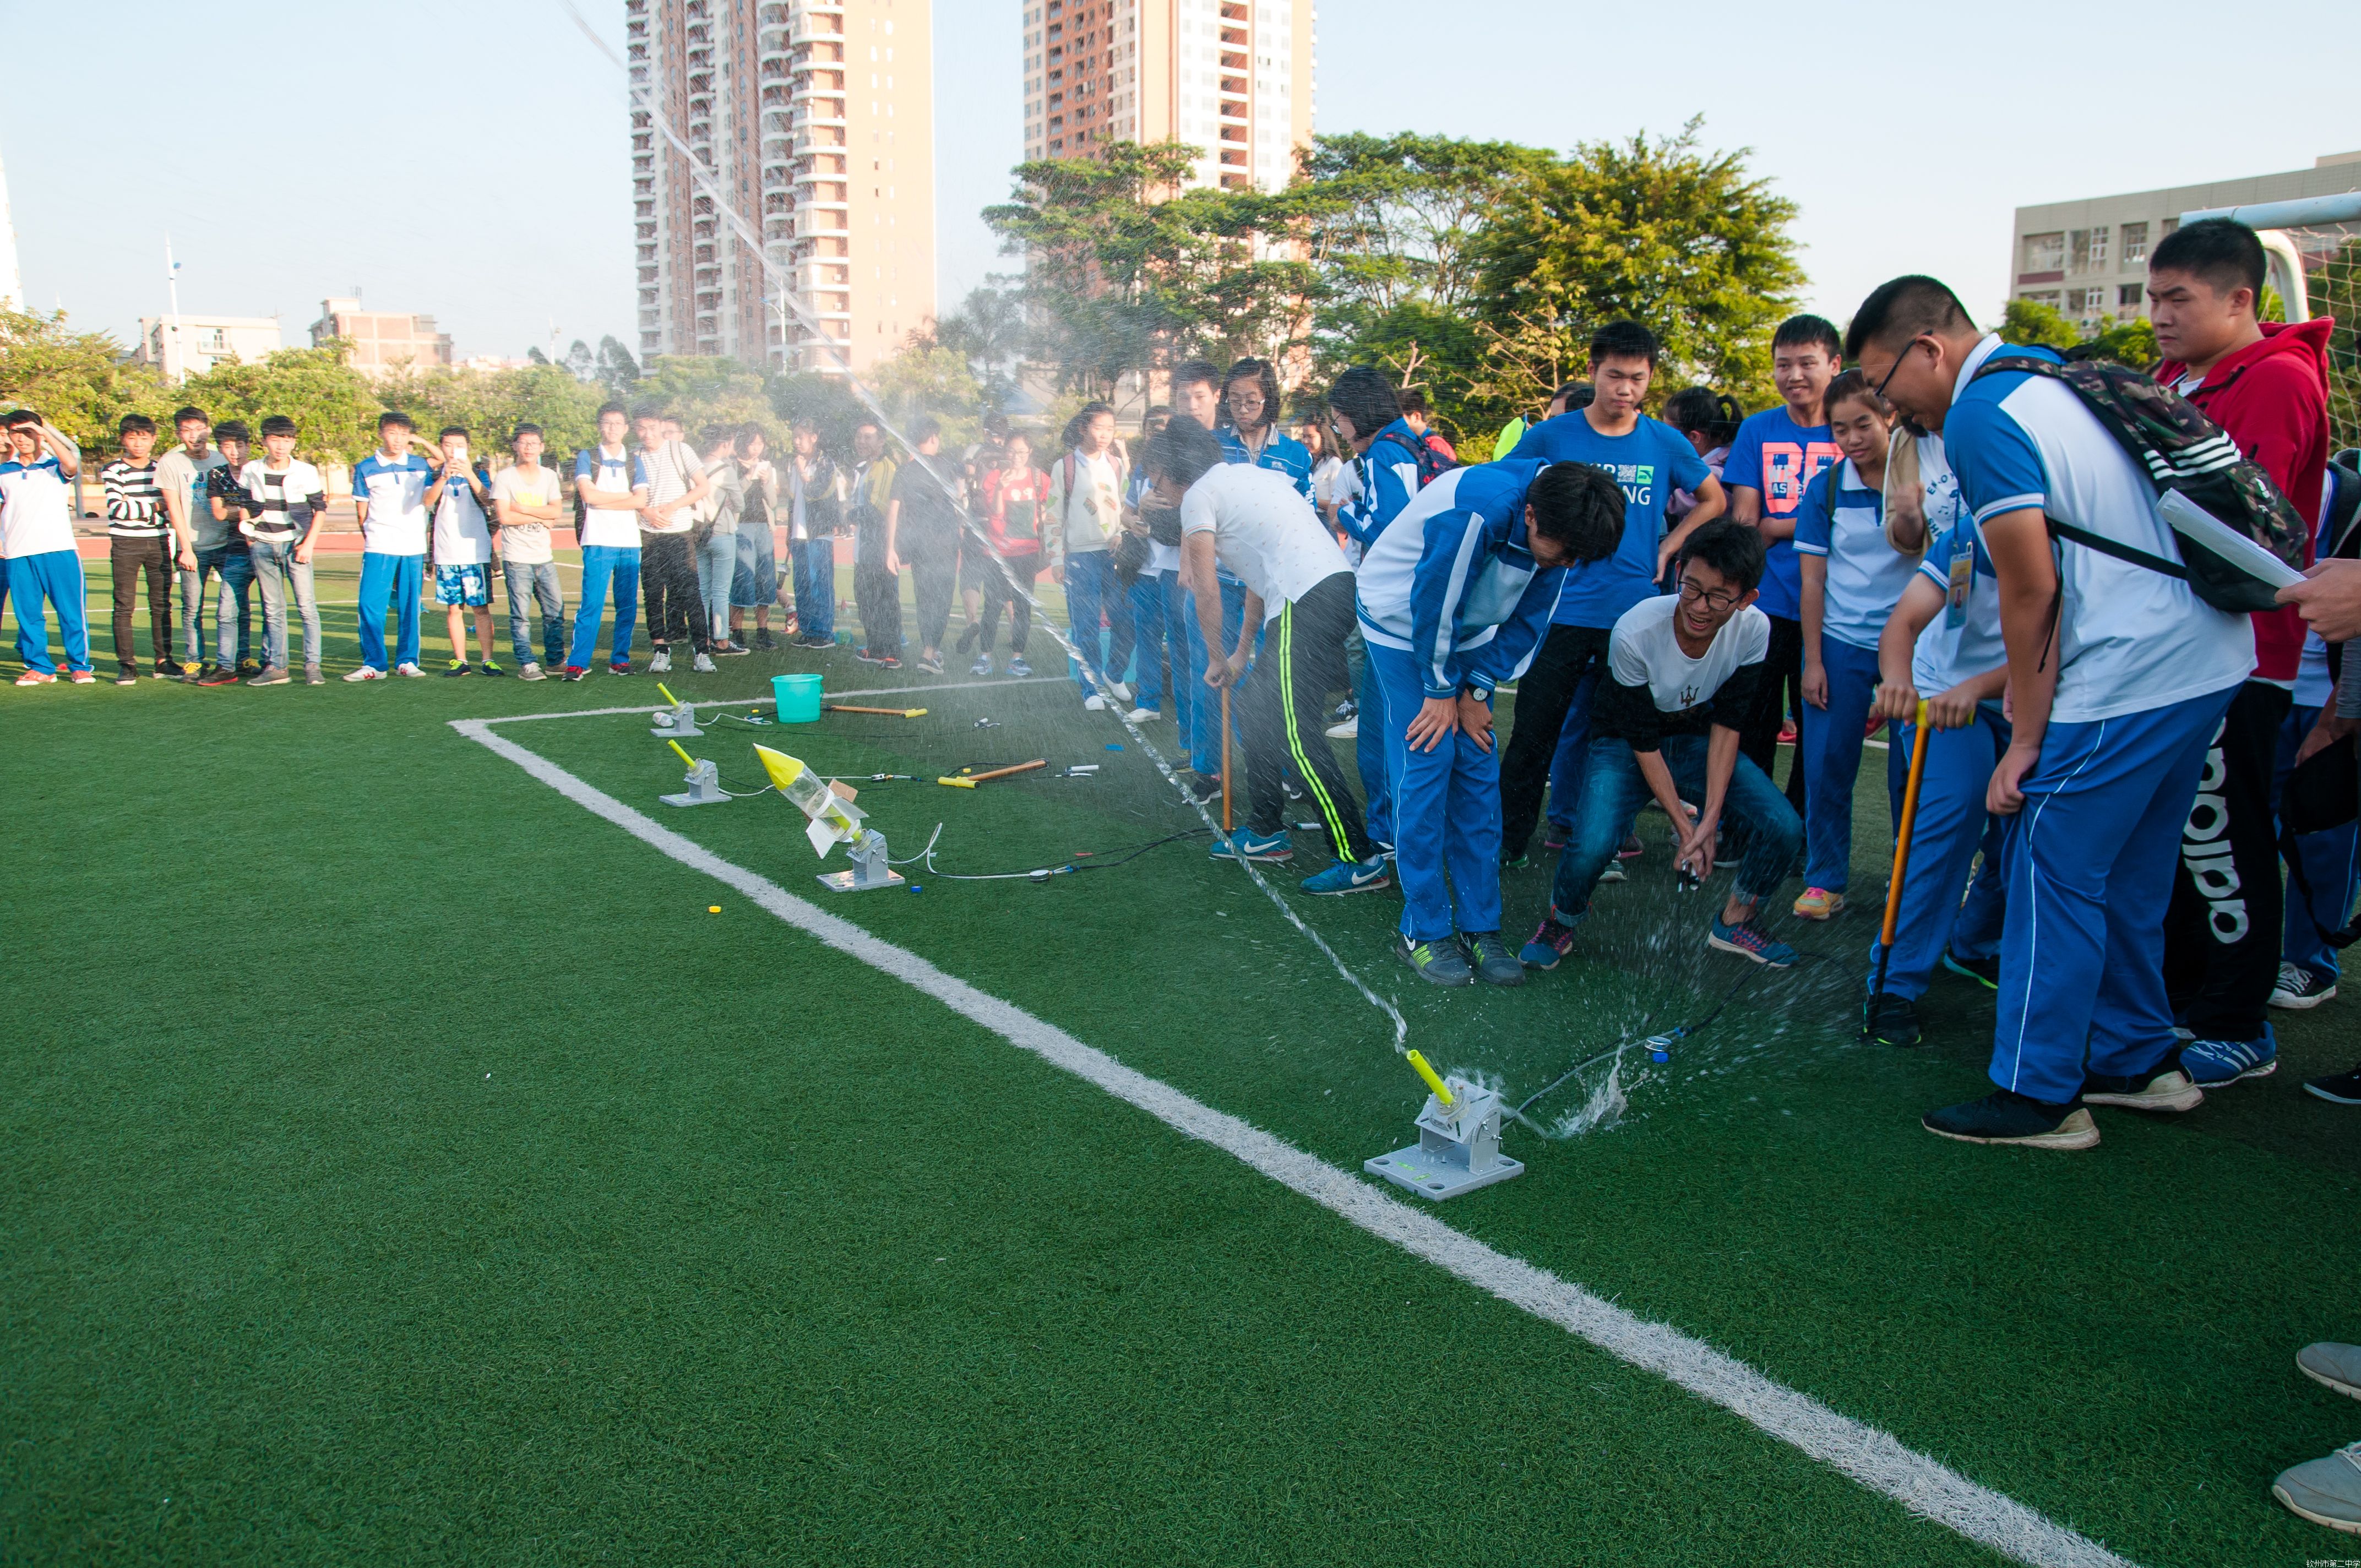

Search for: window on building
xmin=2119 ymin=284 xmax=2142 ymax=308
xmin=2088 ymin=226 xmax=2109 ymax=269
xmin=2021 ymin=290 xmax=2061 ymax=308
xmin=2022 ymin=231 xmax=2065 ymax=274
xmin=2121 ymin=221 xmax=2149 ymax=264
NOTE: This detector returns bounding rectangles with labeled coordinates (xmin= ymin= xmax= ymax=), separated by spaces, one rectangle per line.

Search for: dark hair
xmin=1662 ymin=386 xmax=1742 ymax=445
xmin=1526 ymin=463 xmax=1626 ymax=561
xmin=701 ymin=422 xmax=737 ymax=450
xmin=513 ymin=422 xmax=545 ymax=443
xmin=1823 ymin=369 xmax=1890 ymax=421
xmin=1589 ymin=319 xmax=1659 ymax=366
xmin=1554 ymin=382 xmax=1594 ymax=410
xmin=1772 ymin=314 xmax=1842 ymax=358
xmin=853 ymin=418 xmax=882 ymax=436
xmin=911 ymin=415 xmax=942 ymax=444
xmin=1143 ymin=413 xmax=1225 ymax=490
xmin=736 ymin=422 xmax=767 ymax=451
xmin=1676 ymin=519 xmax=1766 ymax=594
xmin=596 ymin=401 xmax=629 ymax=420
xmin=214 ymin=420 xmax=252 ymax=443
xmin=1222 ymin=357 xmax=1281 ymax=433
xmin=118 ymin=413 xmax=158 ymax=437
xmin=259 ymin=416 xmax=298 ymax=439
xmin=1139 ymin=404 xmax=1171 ymax=432
xmin=2150 ymin=217 xmax=2267 ymax=303
xmin=1062 ymin=400 xmax=1114 ymax=453
xmin=1172 ymin=358 xmax=1223 ymax=395
xmin=1327 ymin=366 xmax=1400 ymax=440
xmin=4 ymin=408 xmax=40 ymax=429
xmin=171 ymin=406 xmax=208 ymax=428
xmin=1396 ymin=386 xmax=1432 ymax=418
xmin=630 ymin=402 xmax=671 ymax=423
xmin=378 ymin=410 xmax=413 ymax=431
xmin=438 ymin=425 xmax=469 ymax=442
xmin=982 ymin=411 xmax=1010 ymax=437
xmin=1844 ymin=277 xmax=1974 ymax=359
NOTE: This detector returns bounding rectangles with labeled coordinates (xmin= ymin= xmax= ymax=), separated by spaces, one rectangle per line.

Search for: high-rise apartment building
xmin=1022 ymin=0 xmax=1316 ymax=194
xmin=629 ymin=0 xmax=937 ymax=374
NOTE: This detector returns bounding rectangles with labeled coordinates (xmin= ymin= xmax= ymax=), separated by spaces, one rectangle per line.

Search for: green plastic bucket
xmin=773 ymin=673 xmax=823 ymax=723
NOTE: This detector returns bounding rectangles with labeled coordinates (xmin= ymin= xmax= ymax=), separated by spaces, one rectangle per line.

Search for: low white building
xmin=137 ymin=314 xmax=284 ymax=382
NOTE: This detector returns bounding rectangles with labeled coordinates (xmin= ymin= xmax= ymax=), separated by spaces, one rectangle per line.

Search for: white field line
xmin=449 ymin=714 xmax=2140 ymax=1568
xmin=481 ymin=674 xmax=1069 ymax=726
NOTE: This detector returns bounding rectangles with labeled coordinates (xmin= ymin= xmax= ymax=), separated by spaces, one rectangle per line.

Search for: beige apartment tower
xmin=628 ymin=0 xmax=936 ymax=373
xmin=1024 ymin=0 xmax=1316 ymax=193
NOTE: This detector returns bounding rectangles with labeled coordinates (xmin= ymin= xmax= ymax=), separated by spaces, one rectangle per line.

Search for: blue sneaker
xmin=1707 ymin=915 xmax=1799 ymax=968
xmin=1008 ymin=656 xmax=1033 ymax=677
xmin=1519 ymin=911 xmax=1581 ymax=970
xmin=1209 ymin=828 xmax=1293 ymax=863
xmin=1301 ymin=856 xmax=1390 ymax=895
xmin=2180 ymin=1026 xmax=2277 ymax=1086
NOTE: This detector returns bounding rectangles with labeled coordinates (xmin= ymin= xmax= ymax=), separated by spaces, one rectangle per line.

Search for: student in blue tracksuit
xmin=1862 ymin=435 xmax=2010 ymax=1046
xmin=1501 ymin=322 xmax=1724 ymax=868
xmin=1790 ymin=371 xmax=1920 ymax=919
xmin=1851 ymin=276 xmax=2254 ymax=1150
xmin=2272 ymin=462 xmax=2361 ymax=1010
xmin=1356 ymin=459 xmax=1624 ymax=987
xmin=1329 ymin=367 xmax=1428 ymax=851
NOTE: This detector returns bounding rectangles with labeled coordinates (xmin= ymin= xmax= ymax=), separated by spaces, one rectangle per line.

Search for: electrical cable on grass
xmin=558 ymin=0 xmax=1409 ymax=1056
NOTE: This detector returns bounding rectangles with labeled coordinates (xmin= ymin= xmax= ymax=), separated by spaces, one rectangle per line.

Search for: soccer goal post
xmin=2182 ymin=191 xmax=2361 ymax=453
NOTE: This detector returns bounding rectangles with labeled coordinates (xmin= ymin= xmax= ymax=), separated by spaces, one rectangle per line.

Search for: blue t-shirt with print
xmin=1508 ymin=411 xmax=1709 ymax=628
xmin=1721 ymin=405 xmax=1841 ymax=622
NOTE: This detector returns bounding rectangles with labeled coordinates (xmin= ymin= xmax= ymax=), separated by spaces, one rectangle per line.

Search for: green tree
xmin=1300 ymin=132 xmax=1551 ymax=319
xmin=0 ymin=309 xmax=171 ymax=453
xmin=767 ymin=371 xmax=871 ymax=456
xmin=376 ymin=363 xmax=605 ymax=458
xmin=1999 ymin=296 xmax=2080 ymax=351
xmin=933 ymin=283 xmax=1027 ymax=412
xmin=870 ymin=337 xmax=984 ymax=445
xmin=1465 ymin=119 xmax=1802 ymax=432
xmin=633 ymin=355 xmax=774 ymax=439
xmin=2078 ymin=315 xmax=2158 ymax=369
xmin=595 ymin=336 xmax=642 ymax=400
xmin=179 ymin=344 xmax=383 ymax=464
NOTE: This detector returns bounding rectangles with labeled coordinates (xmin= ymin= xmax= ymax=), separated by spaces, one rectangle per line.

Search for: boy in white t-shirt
xmin=347 ymin=411 xmax=437 ymax=679
xmin=492 ymin=423 xmax=566 ymax=679
xmin=565 ymin=402 xmax=651 ymax=679
xmin=1 ymin=409 xmax=92 ymax=685
xmin=238 ymin=415 xmax=328 ymax=684
xmin=1523 ymin=520 xmax=1805 ymax=973
xmin=425 ymin=426 xmax=501 ymax=677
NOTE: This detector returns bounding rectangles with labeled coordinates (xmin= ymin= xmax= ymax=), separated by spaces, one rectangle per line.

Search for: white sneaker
xmin=693 ymin=652 xmax=716 ymax=673
xmin=1084 ymin=693 xmax=1107 ymax=711
xmin=342 ymin=666 xmax=384 ymax=683
xmin=395 ymin=662 xmax=424 ymax=677
xmin=519 ymin=661 xmax=545 ymax=682
xmin=2271 ymin=960 xmax=2338 ymax=1010
xmin=1601 ymin=859 xmax=1628 ymax=883
xmin=1325 ymin=716 xmax=1359 ymax=739
xmin=1124 ymin=705 xmax=1160 ymax=723
xmin=1108 ymin=680 xmax=1132 ymax=703
xmin=649 ymin=650 xmax=672 ymax=673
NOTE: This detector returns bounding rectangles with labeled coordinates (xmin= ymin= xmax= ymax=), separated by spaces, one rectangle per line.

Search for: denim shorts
xmin=434 ymin=563 xmax=491 ymax=607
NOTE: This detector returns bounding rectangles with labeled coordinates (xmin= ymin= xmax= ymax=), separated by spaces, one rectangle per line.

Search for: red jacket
xmin=2155 ymin=317 xmax=2333 ymax=684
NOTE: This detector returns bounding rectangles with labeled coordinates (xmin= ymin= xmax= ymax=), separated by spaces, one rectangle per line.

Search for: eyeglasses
xmin=1677 ymin=578 xmax=1742 ymax=613
xmin=1872 ymin=335 xmax=1925 ymax=402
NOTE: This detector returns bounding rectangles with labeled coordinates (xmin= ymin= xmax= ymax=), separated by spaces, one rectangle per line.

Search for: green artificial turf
xmin=5 ymin=562 xmax=2358 ymax=1566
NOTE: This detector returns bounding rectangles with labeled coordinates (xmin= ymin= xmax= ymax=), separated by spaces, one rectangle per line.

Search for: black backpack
xmin=1974 ymin=353 xmax=2308 ymax=613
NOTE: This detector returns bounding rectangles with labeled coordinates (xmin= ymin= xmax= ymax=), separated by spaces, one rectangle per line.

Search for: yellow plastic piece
xmin=657 ymin=682 xmax=682 ymax=707
xmin=666 ymin=739 xmax=696 ymax=769
xmin=936 ymin=776 xmax=977 ymax=788
xmin=1406 ymin=1049 xmax=1455 ymax=1108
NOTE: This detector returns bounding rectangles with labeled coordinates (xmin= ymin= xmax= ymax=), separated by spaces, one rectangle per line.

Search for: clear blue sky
xmin=7 ymin=0 xmax=2357 ymax=364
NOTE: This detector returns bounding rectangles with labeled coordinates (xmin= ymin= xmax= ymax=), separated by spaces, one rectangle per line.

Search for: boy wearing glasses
xmin=1522 ymin=520 xmax=1805 ymax=972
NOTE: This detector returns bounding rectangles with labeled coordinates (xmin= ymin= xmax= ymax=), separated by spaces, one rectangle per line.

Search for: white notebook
xmin=2156 ymin=489 xmax=2305 ymax=589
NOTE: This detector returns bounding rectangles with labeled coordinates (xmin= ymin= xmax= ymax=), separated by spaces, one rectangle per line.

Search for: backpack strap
xmin=2042 ymin=515 xmax=2188 ymax=581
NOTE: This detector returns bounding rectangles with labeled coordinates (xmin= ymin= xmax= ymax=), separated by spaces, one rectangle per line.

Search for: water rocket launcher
xmin=1405 ymin=1049 xmax=1455 ymax=1108
xmin=754 ymin=743 xmax=869 ymax=857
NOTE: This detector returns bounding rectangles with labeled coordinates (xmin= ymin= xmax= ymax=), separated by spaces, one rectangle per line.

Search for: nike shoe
xmin=2273 ymin=1441 xmax=2361 ymax=1536
xmin=152 ymin=660 xmax=178 ymax=680
xmin=2081 ymin=1064 xmax=2205 ymax=1112
xmin=1466 ymin=932 xmax=1525 ymax=987
xmin=114 ymin=669 xmax=139 ymax=686
xmin=246 ymin=666 xmax=290 ymax=686
xmin=1300 ymin=857 xmax=1390 ymax=895
xmin=970 ymin=655 xmax=993 ymax=676
xmin=1922 ymin=1090 xmax=2099 ymax=1150
xmin=875 ymin=655 xmax=901 ymax=671
xmin=1008 ymin=657 xmax=1033 ymax=677
xmin=854 ymin=646 xmax=888 ymax=665
xmin=444 ymin=660 xmax=474 ymax=677
xmin=2306 ymin=1064 xmax=2361 ymax=1104
xmin=608 ymin=661 xmax=633 ymax=676
xmin=2179 ymin=1027 xmax=2277 ymax=1086
xmin=1792 ymin=886 xmax=1845 ymax=920
xmin=1864 ymin=992 xmax=1921 ymax=1047
xmin=650 ymin=649 xmax=673 ymax=673
xmin=716 ymin=641 xmax=752 ymax=657
xmin=2271 ymin=961 xmax=2337 ymax=1010
xmin=795 ymin=633 xmax=836 ymax=650
xmin=481 ymin=662 xmax=505 ymax=677
xmin=342 ymin=666 xmax=385 ymax=683
xmin=1941 ymin=948 xmax=2000 ymax=989
xmin=1182 ymin=772 xmax=1223 ymax=804
xmin=1399 ymin=934 xmax=1473 ymax=987
xmin=2299 ymin=1341 xmax=2361 ymax=1401
xmin=1707 ymin=916 xmax=1799 ymax=967
xmin=562 ymin=665 xmax=588 ymax=682
xmin=1209 ymin=828 xmax=1293 ymax=863
xmin=199 ymin=666 xmax=243 ymax=686
xmin=1519 ymin=914 xmax=1579 ymax=970
xmin=395 ymin=662 xmax=424 ymax=677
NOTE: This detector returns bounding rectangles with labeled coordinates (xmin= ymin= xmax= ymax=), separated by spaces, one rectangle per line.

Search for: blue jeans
xmin=1064 ymin=552 xmax=1128 ymax=692
xmin=1127 ymin=569 xmax=1167 ymax=711
xmin=567 ymin=545 xmax=642 ymax=669
xmin=2277 ymin=701 xmax=2360 ymax=977
xmin=731 ymin=521 xmax=779 ymax=609
xmin=793 ymin=537 xmax=835 ymax=640
xmin=1551 ymin=734 xmax=1803 ymax=920
xmin=1183 ymin=575 xmax=1250 ymax=774
xmin=505 ymin=559 xmax=567 ymax=667
xmin=1801 ymin=635 xmax=1906 ymax=892
xmin=1990 ymin=684 xmax=2237 ymax=1103
xmin=1161 ymin=570 xmax=1195 ymax=748
xmin=1544 ymin=670 xmax=1601 ymax=840
xmin=248 ymin=538 xmax=319 ymax=669
xmin=698 ymin=531 xmax=737 ymax=641
xmin=1865 ymin=704 xmax=2011 ymax=1000
xmin=356 ymin=552 xmax=423 ymax=672
xmin=1371 ymin=642 xmax=1499 ymax=941
xmin=1353 ymin=635 xmax=1394 ymax=847
xmin=179 ymin=543 xmax=253 ymax=667
xmin=7 ymin=549 xmax=91 ymax=673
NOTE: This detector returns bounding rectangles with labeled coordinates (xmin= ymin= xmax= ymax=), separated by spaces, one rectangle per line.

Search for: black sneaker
xmin=1400 ymin=934 xmax=1473 ymax=987
xmin=2305 ymin=1064 xmax=2361 ymax=1105
xmin=443 ymin=660 xmax=473 ymax=677
xmin=1182 ymin=771 xmax=1224 ymax=804
xmin=796 ymin=633 xmax=835 ymax=650
xmin=755 ymin=628 xmax=779 ymax=650
xmin=855 ymin=646 xmax=888 ymax=665
xmin=1941 ymin=948 xmax=2001 ymax=989
xmin=1466 ymin=932 xmax=1525 ymax=987
xmin=2080 ymin=1064 xmax=2204 ymax=1113
xmin=1923 ymin=1090 xmax=2099 ymax=1150
xmin=1864 ymin=992 xmax=1921 ymax=1047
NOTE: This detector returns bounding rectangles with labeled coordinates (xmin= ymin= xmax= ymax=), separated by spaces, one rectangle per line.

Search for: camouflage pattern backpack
xmin=1976 ymin=353 xmax=2308 ymax=613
